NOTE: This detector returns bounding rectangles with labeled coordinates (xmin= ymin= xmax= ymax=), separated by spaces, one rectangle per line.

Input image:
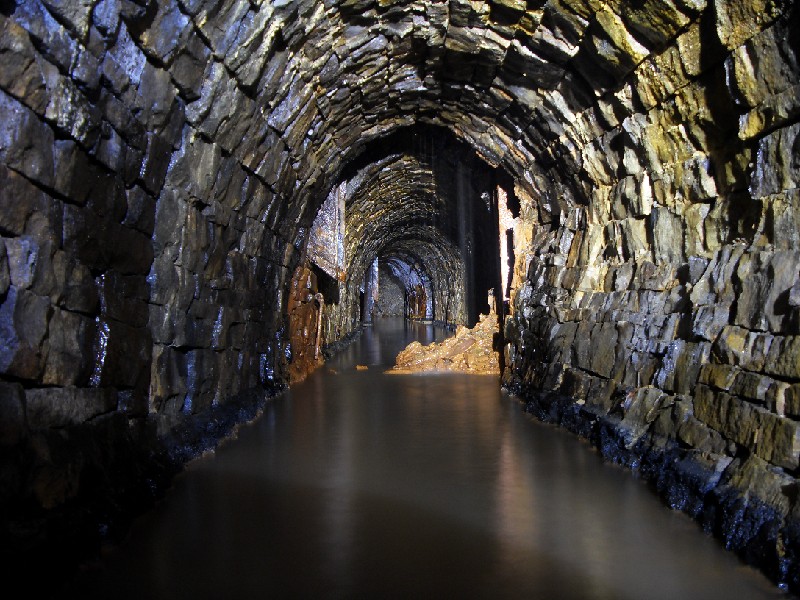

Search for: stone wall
xmin=375 ymin=263 xmax=406 ymax=317
xmin=501 ymin=2 xmax=800 ymax=587
xmin=0 ymin=1 xmax=298 ymax=583
xmin=505 ymin=242 xmax=800 ymax=587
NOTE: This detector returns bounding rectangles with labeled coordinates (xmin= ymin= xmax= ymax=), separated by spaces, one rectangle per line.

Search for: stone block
xmin=727 ymin=454 xmax=796 ymax=517
xmin=149 ymin=344 xmax=188 ymax=414
xmin=52 ymin=140 xmax=96 ymax=205
xmin=0 ymin=166 xmax=54 ymax=237
xmin=751 ymin=122 xmax=800 ymax=198
xmin=70 ymin=44 xmax=101 ymax=92
xmin=651 ymin=207 xmax=684 ymax=263
xmin=97 ymin=271 xmax=150 ymax=328
xmin=673 ymin=399 xmax=729 ymax=454
xmin=149 ymin=303 xmax=180 ymax=346
xmin=0 ymin=286 xmax=51 ymax=380
xmin=655 ymin=340 xmax=710 ymax=395
xmin=622 ymin=350 xmax=659 ymax=388
xmin=694 ymin=384 xmax=800 ymax=470
xmin=734 ymin=250 xmax=800 ymax=333
xmin=91 ymin=318 xmax=151 ymax=389
xmin=0 ymin=239 xmax=7 ymax=297
xmin=0 ymin=88 xmax=54 ymax=188
xmin=784 ymin=384 xmax=800 ymax=419
xmin=26 ymin=387 xmax=116 ymax=429
xmin=12 ymin=0 xmax=80 ymax=76
xmin=585 ymin=374 xmax=616 ymax=413
xmin=715 ymin=0 xmax=783 ymax=49
xmin=39 ymin=0 xmax=93 ymax=40
xmin=41 ymin=64 xmax=101 ymax=148
xmin=0 ymin=381 xmax=26 ymax=445
xmin=123 ymin=185 xmax=157 ymax=236
xmin=116 ymin=388 xmax=148 ymax=418
xmin=169 ymin=33 xmax=212 ymax=102
xmin=559 ymin=366 xmax=592 ymax=400
xmin=5 ymin=236 xmax=38 ymax=290
xmin=768 ymin=190 xmax=800 ymax=251
xmin=92 ymin=123 xmax=142 ymax=184
xmin=588 ymin=322 xmax=618 ymax=379
xmin=136 ymin=62 xmax=180 ymax=132
xmin=98 ymin=89 xmax=147 ymax=150
xmin=164 ymin=128 xmax=222 ymax=202
xmin=52 ymin=250 xmax=99 ymax=314
xmin=713 ymin=325 xmax=774 ymax=372
xmin=137 ymin=1 xmax=191 ymax=66
xmin=691 ymin=304 xmax=730 ymax=342
xmin=729 ymin=370 xmax=777 ymax=404
xmin=739 ymin=83 xmax=800 ymax=142
xmin=729 ymin=22 xmax=800 ymax=110
xmin=104 ymin=21 xmax=146 ymax=90
xmin=5 ymin=237 xmax=70 ymax=302
xmin=764 ymin=336 xmax=800 ymax=380
xmin=182 ymin=349 xmax=217 ymax=414
xmin=622 ymin=386 xmax=668 ymax=427
xmin=43 ymin=307 xmax=94 ymax=386
xmin=683 ymin=203 xmax=710 ymax=256
xmin=62 ymin=203 xmax=154 ymax=275
xmin=0 ymin=13 xmax=48 ymax=113
xmin=139 ymin=133 xmax=173 ymax=196
xmin=548 ymin=320 xmax=577 ymax=364
xmin=619 ymin=217 xmax=650 ymax=261
xmin=698 ymin=363 xmax=738 ymax=391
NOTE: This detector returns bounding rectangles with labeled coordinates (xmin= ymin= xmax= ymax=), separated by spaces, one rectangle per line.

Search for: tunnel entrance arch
xmin=305 ymin=125 xmax=516 ymax=352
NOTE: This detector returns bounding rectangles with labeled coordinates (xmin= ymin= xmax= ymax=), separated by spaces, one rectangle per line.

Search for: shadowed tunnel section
xmin=318 ymin=126 xmax=505 ymax=336
xmin=1 ymin=0 xmax=800 ymax=594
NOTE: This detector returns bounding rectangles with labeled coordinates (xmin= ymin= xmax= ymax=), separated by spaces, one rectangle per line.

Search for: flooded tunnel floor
xmin=74 ymin=318 xmax=786 ymax=599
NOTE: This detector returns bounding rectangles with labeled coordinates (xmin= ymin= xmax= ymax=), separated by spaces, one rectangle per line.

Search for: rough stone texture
xmin=0 ymin=0 xmax=798 ymax=594
xmin=374 ymin=264 xmax=406 ymax=317
xmin=312 ymin=128 xmax=502 ymax=340
xmin=392 ymin=310 xmax=500 ymax=375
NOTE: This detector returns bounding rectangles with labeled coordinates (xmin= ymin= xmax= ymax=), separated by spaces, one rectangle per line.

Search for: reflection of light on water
xmin=310 ymin=372 xmax=356 ymax=589
xmin=79 ymin=317 xmax=782 ymax=600
xmin=495 ymin=427 xmax=538 ymax=546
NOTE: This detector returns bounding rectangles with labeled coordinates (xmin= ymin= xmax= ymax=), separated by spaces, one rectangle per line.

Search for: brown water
xmin=74 ymin=318 xmax=787 ymax=599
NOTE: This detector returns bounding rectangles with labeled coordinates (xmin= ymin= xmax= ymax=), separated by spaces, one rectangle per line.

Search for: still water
xmin=76 ymin=318 xmax=785 ymax=599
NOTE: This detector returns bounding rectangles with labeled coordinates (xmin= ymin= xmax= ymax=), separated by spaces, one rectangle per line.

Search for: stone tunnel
xmin=1 ymin=0 xmax=800 ymax=593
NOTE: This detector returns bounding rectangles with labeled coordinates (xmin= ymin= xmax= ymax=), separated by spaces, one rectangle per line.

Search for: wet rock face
xmin=374 ymin=264 xmax=405 ymax=317
xmin=0 ymin=0 xmax=798 ymax=593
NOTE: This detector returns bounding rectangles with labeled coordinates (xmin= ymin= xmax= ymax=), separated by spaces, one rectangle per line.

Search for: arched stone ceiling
xmin=344 ymin=154 xmax=440 ymax=277
xmin=339 ymin=151 xmax=467 ymax=321
xmin=140 ymin=0 xmax=796 ymax=266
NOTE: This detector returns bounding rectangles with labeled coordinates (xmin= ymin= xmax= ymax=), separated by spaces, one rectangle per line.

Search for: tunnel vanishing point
xmin=1 ymin=0 xmax=800 ymax=593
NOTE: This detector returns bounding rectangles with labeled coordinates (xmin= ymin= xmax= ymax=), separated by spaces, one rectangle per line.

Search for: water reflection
xmin=73 ymin=318 xmax=785 ymax=599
